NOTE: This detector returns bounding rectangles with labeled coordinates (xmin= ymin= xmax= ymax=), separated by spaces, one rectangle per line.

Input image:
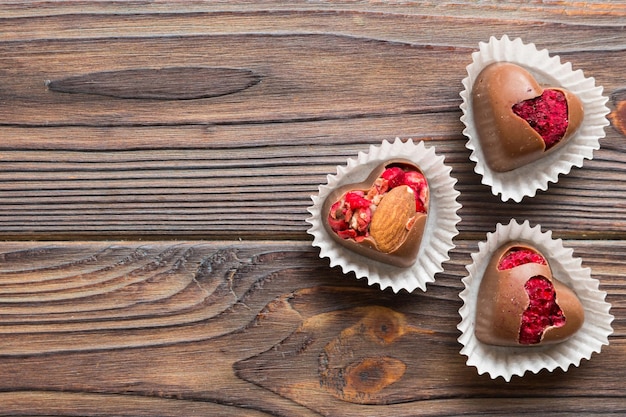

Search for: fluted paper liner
xmin=306 ymin=138 xmax=461 ymax=293
xmin=457 ymin=220 xmax=613 ymax=381
xmin=460 ymin=35 xmax=610 ymax=202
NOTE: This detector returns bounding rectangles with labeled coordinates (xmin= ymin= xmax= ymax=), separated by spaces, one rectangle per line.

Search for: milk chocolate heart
xmin=475 ymin=241 xmax=584 ymax=346
xmin=472 ymin=62 xmax=584 ymax=172
xmin=322 ymin=159 xmax=429 ymax=268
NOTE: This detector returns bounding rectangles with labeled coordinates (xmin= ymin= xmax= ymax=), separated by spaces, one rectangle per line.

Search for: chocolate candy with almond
xmin=322 ymin=159 xmax=428 ymax=268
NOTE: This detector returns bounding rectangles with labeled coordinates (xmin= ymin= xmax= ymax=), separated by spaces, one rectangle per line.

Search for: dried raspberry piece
xmin=519 ymin=276 xmax=566 ymax=344
xmin=336 ymin=228 xmax=357 ymax=240
xmin=512 ymin=89 xmax=569 ymax=149
xmin=402 ymin=170 xmax=426 ymax=188
xmin=352 ymin=207 xmax=371 ymax=235
xmin=498 ymin=248 xmax=546 ymax=270
xmin=381 ymin=167 xmax=405 ymax=188
xmin=327 ymin=200 xmax=349 ymax=232
xmin=401 ymin=170 xmax=428 ymax=213
xmin=328 ymin=194 xmax=372 ymax=238
xmin=414 ymin=197 xmax=426 ymax=214
xmin=344 ymin=191 xmax=371 ymax=210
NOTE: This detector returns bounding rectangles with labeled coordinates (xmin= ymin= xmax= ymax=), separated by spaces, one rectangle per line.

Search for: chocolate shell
xmin=472 ymin=62 xmax=584 ymax=172
xmin=475 ymin=241 xmax=584 ymax=346
xmin=322 ymin=159 xmax=428 ymax=268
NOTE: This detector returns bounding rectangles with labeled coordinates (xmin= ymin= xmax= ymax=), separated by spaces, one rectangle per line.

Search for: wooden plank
xmin=2 ymin=1 xmax=625 ymax=25
xmin=0 ymin=34 xmax=623 ymax=126
xmin=0 ymin=9 xmax=623 ymax=240
xmin=1 ymin=8 xmax=624 ymax=55
xmin=0 ymin=392 xmax=281 ymax=417
xmin=0 ymin=129 xmax=625 ymax=240
xmin=0 ymin=240 xmax=621 ymax=416
xmin=0 ymin=34 xmax=469 ymax=126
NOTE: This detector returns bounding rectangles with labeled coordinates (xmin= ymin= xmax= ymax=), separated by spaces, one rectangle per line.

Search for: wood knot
xmin=366 ymin=308 xmax=406 ymax=344
xmin=609 ymin=88 xmax=626 ymax=137
xmin=318 ymin=306 xmax=430 ymax=404
xmin=343 ymin=357 xmax=406 ymax=396
xmin=46 ymin=66 xmax=261 ymax=100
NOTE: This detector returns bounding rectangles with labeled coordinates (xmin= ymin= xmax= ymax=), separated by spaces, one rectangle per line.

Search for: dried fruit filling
xmin=497 ymin=247 xmax=546 ymax=270
xmin=512 ymin=89 xmax=569 ymax=149
xmin=520 ymin=276 xmax=566 ymax=344
xmin=328 ymin=166 xmax=428 ymax=241
xmin=498 ymin=247 xmax=566 ymax=345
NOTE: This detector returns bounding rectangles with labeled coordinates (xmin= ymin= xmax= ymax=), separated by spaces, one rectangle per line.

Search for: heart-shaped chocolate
xmin=475 ymin=241 xmax=584 ymax=346
xmin=322 ymin=159 xmax=429 ymax=268
xmin=472 ymin=62 xmax=584 ymax=172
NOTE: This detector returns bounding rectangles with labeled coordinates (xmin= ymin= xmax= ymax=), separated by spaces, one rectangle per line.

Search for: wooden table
xmin=1 ymin=2 xmax=625 ymax=416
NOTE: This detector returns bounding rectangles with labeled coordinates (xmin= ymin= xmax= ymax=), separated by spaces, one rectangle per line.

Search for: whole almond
xmin=369 ymin=185 xmax=416 ymax=253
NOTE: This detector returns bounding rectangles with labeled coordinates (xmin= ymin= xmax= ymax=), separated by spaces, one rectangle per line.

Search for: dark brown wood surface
xmin=0 ymin=2 xmax=625 ymax=415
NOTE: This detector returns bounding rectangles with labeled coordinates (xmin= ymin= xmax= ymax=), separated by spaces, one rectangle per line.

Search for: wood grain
xmin=0 ymin=2 xmax=625 ymax=416
xmin=0 ymin=240 xmax=623 ymax=416
xmin=2 ymin=132 xmax=626 ymax=240
xmin=0 ymin=5 xmax=624 ymax=240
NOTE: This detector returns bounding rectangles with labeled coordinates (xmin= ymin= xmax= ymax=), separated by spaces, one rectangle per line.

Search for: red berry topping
xmin=498 ymin=248 xmax=546 ymax=270
xmin=327 ymin=202 xmax=349 ymax=232
xmin=402 ymin=170 xmax=426 ymax=188
xmin=512 ymin=89 xmax=569 ymax=149
xmin=519 ymin=276 xmax=566 ymax=344
xmin=381 ymin=167 xmax=405 ymax=188
xmin=402 ymin=170 xmax=428 ymax=213
xmin=344 ymin=191 xmax=370 ymax=210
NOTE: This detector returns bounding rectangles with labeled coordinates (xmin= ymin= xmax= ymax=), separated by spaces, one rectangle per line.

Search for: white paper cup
xmin=306 ymin=138 xmax=461 ymax=293
xmin=460 ymin=35 xmax=610 ymax=202
xmin=457 ymin=219 xmax=614 ymax=381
